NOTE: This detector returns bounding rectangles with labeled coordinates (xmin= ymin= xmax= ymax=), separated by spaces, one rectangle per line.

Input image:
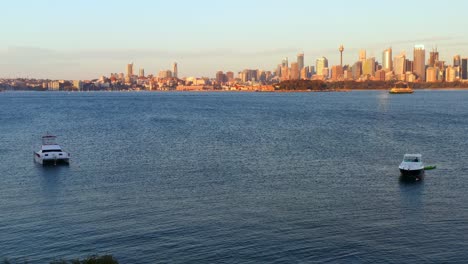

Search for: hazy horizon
xmin=2 ymin=0 xmax=468 ymax=80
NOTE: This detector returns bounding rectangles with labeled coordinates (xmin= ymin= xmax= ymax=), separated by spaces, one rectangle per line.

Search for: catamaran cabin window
xmin=43 ymin=149 xmax=62 ymax=153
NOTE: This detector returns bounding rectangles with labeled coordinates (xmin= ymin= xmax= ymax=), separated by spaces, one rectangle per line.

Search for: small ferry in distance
xmin=389 ymin=82 xmax=414 ymax=94
xmin=34 ymin=134 xmax=70 ymax=166
xmin=399 ymin=154 xmax=424 ymax=180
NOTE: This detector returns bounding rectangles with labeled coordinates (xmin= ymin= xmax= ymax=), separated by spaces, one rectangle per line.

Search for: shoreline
xmin=3 ymin=87 xmax=468 ymax=93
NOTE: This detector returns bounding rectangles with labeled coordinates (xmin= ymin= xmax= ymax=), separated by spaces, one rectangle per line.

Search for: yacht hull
xmin=400 ymin=169 xmax=424 ymax=180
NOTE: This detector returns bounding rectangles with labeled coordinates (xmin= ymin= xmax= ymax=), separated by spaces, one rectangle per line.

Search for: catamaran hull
xmin=34 ymin=153 xmax=70 ymax=166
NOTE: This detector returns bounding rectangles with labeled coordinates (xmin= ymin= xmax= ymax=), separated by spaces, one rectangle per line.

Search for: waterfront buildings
xmin=413 ymin=45 xmax=426 ymax=82
xmin=73 ymin=80 xmax=83 ymax=90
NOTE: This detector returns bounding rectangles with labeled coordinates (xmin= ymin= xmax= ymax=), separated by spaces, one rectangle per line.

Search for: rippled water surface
xmin=1 ymin=91 xmax=467 ymax=263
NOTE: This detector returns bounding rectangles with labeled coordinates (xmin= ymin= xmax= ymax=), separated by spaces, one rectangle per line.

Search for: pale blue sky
xmin=1 ymin=0 xmax=468 ymax=79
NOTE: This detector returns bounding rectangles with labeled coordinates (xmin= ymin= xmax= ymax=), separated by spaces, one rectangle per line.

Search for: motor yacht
xmin=34 ymin=135 xmax=70 ymax=165
xmin=399 ymin=154 xmax=424 ymax=180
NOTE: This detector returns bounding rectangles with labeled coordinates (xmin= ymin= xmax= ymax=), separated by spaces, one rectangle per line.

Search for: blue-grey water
xmin=0 ymin=91 xmax=467 ymax=263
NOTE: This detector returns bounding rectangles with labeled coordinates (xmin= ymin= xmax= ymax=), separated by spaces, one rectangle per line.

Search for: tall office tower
xmin=331 ymin=65 xmax=344 ymax=81
xmin=276 ymin=64 xmax=282 ymax=77
xmin=413 ymin=45 xmax=426 ymax=81
xmin=126 ymin=63 xmax=134 ymax=77
xmin=226 ymin=71 xmax=234 ymax=82
xmin=139 ymin=68 xmax=145 ymax=78
xmin=300 ymin=67 xmax=309 ymax=80
xmin=429 ymin=48 xmax=439 ymax=67
xmin=281 ymin=66 xmax=289 ymax=81
xmin=265 ymin=71 xmax=272 ymax=81
xmin=362 ymin=57 xmax=376 ymax=76
xmin=216 ymin=71 xmax=226 ymax=83
xmin=445 ymin=67 xmax=457 ymax=82
xmin=310 ymin=66 xmax=316 ymax=75
xmin=359 ymin=50 xmax=366 ymax=63
xmin=173 ymin=62 xmax=178 ymax=78
xmin=297 ymin=53 xmax=304 ymax=71
xmin=462 ymin=58 xmax=468 ymax=80
xmin=282 ymin=58 xmax=289 ymax=68
xmin=290 ymin=62 xmax=300 ymax=80
xmin=382 ymin=48 xmax=393 ymax=71
xmin=453 ymin=55 xmax=461 ymax=67
xmin=316 ymin=57 xmax=329 ymax=77
xmin=406 ymin=60 xmax=414 ymax=73
xmin=352 ymin=61 xmax=362 ymax=80
xmin=393 ymin=54 xmax=406 ymax=76
xmin=339 ymin=45 xmax=344 ymax=67
xmin=426 ymin=67 xmax=438 ymax=82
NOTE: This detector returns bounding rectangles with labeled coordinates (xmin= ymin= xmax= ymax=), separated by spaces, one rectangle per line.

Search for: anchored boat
xmin=34 ymin=134 xmax=70 ymax=165
xmin=399 ymin=154 xmax=424 ymax=180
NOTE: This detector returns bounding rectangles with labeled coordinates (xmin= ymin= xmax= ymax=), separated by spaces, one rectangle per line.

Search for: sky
xmin=1 ymin=0 xmax=468 ymax=80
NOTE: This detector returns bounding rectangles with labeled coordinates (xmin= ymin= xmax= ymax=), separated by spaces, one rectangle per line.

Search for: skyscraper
xmin=382 ymin=48 xmax=393 ymax=71
xmin=413 ymin=45 xmax=426 ymax=81
xmin=226 ymin=71 xmax=234 ymax=82
xmin=126 ymin=63 xmax=134 ymax=77
xmin=290 ymin=62 xmax=300 ymax=80
xmin=454 ymin=55 xmax=461 ymax=67
xmin=462 ymin=58 xmax=468 ymax=80
xmin=352 ymin=61 xmax=362 ymax=80
xmin=393 ymin=54 xmax=406 ymax=78
xmin=139 ymin=68 xmax=145 ymax=78
xmin=429 ymin=48 xmax=439 ymax=67
xmin=297 ymin=53 xmax=304 ymax=71
xmin=331 ymin=65 xmax=344 ymax=81
xmin=426 ymin=67 xmax=438 ymax=82
xmin=216 ymin=71 xmax=226 ymax=83
xmin=173 ymin=62 xmax=178 ymax=78
xmin=316 ymin=57 xmax=328 ymax=77
xmin=359 ymin=50 xmax=366 ymax=63
xmin=362 ymin=57 xmax=376 ymax=76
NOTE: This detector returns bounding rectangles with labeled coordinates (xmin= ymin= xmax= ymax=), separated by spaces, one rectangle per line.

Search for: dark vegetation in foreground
xmin=3 ymin=255 xmax=118 ymax=264
xmin=276 ymin=80 xmax=468 ymax=91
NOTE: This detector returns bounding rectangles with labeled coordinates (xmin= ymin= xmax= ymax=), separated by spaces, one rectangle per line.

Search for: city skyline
xmin=1 ymin=0 xmax=468 ymax=79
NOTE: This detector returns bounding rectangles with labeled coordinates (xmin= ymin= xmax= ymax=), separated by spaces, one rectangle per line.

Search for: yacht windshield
xmin=404 ymin=157 xmax=420 ymax=162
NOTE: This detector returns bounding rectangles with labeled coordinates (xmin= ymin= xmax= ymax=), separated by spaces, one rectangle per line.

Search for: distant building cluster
xmin=2 ymin=44 xmax=468 ymax=92
xmin=214 ymin=45 xmax=468 ymax=86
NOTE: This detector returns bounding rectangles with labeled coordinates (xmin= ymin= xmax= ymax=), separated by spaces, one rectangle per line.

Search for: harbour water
xmin=1 ymin=91 xmax=467 ymax=263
